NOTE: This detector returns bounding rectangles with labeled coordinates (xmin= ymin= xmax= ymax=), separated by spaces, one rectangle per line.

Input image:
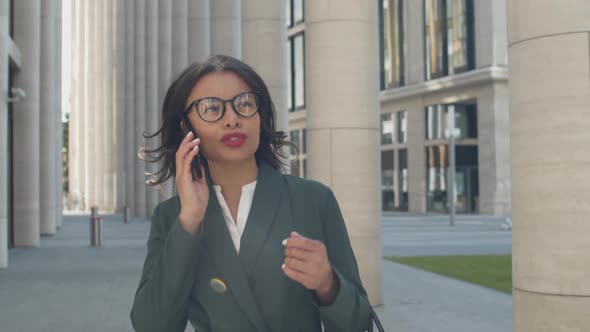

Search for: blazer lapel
xmin=238 ymin=161 xmax=284 ymax=279
xmin=201 ymin=172 xmax=269 ymax=332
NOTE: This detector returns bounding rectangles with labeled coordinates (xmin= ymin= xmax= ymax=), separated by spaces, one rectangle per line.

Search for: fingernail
xmin=186 ymin=131 xmax=192 ymax=138
xmin=192 ymin=145 xmax=198 ymax=151
xmin=281 ymin=264 xmax=285 ymax=270
xmin=282 ymin=239 xmax=287 ymax=246
xmin=291 ymin=231 xmax=300 ymax=237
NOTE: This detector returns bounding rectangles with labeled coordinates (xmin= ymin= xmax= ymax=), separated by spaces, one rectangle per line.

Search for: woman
xmin=131 ymin=55 xmax=371 ymax=332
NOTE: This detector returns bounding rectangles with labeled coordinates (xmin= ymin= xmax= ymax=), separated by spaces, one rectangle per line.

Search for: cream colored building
xmin=0 ymin=0 xmax=63 ymax=267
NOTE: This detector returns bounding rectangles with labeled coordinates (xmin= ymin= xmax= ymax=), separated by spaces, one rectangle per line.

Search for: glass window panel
xmin=303 ymin=158 xmax=307 ymax=178
xmin=382 ymin=190 xmax=394 ymax=211
xmin=447 ymin=0 xmax=469 ymax=74
xmin=426 ymin=145 xmax=449 ymax=212
xmin=294 ymin=34 xmax=305 ymax=109
xmin=381 ymin=113 xmax=394 ymax=145
xmin=425 ymin=0 xmax=445 ymax=80
xmin=382 ymin=0 xmax=404 ymax=88
xmin=290 ymin=159 xmax=300 ymax=177
xmin=381 ymin=151 xmax=394 ymax=187
xmin=286 ymin=0 xmax=292 ymax=27
xmin=302 ymin=128 xmax=306 ymax=153
xmin=397 ymin=111 xmax=407 ymax=143
xmin=398 ymin=149 xmax=408 ymax=210
xmin=426 ymin=104 xmax=447 ymax=140
xmin=290 ymin=130 xmax=300 ymax=155
xmin=294 ymin=0 xmax=304 ymax=23
xmin=287 ymin=39 xmax=293 ymax=111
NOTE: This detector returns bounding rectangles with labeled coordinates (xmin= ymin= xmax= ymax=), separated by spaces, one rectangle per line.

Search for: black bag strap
xmin=367 ymin=305 xmax=385 ymax=332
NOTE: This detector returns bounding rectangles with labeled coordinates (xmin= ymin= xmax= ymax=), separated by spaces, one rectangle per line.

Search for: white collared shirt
xmin=212 ymin=180 xmax=257 ymax=253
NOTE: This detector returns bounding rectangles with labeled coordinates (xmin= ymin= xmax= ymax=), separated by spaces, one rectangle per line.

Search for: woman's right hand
xmin=175 ymin=131 xmax=209 ymax=236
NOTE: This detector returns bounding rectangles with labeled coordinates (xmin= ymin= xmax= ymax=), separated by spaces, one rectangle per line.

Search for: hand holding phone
xmin=176 ymin=124 xmax=208 ymax=236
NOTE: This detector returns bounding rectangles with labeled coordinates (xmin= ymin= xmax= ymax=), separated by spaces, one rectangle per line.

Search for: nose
xmin=222 ymin=100 xmax=240 ymax=128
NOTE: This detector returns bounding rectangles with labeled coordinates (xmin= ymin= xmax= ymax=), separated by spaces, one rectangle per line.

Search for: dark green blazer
xmin=130 ymin=161 xmax=371 ymax=331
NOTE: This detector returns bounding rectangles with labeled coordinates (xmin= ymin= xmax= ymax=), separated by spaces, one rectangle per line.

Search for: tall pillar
xmin=125 ymin=0 xmax=136 ymax=216
xmin=55 ymin=0 xmax=63 ymax=228
xmin=0 ymin=0 xmax=9 ymax=267
xmin=508 ymin=1 xmax=590 ymax=331
xmin=40 ymin=0 xmax=57 ymax=235
xmin=13 ymin=0 xmax=41 ymax=246
xmin=305 ymin=1 xmax=382 ymax=304
xmin=188 ymin=0 xmax=210 ymax=63
xmin=210 ymin=0 xmax=241 ymax=58
xmin=88 ymin=0 xmax=98 ymax=208
xmin=134 ymin=0 xmax=147 ymax=217
xmin=241 ymin=0 xmax=288 ymax=154
xmin=145 ymin=0 xmax=159 ymax=216
xmin=96 ymin=0 xmax=106 ymax=210
xmin=80 ymin=0 xmax=89 ymax=211
xmin=171 ymin=0 xmax=188 ymax=76
xmin=158 ymin=0 xmax=174 ymax=200
xmin=115 ymin=0 xmax=126 ymax=212
xmin=104 ymin=0 xmax=114 ymax=212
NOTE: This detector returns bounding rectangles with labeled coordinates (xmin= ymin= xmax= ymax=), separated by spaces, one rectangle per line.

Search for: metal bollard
xmin=90 ymin=206 xmax=103 ymax=246
xmin=123 ymin=206 xmax=131 ymax=223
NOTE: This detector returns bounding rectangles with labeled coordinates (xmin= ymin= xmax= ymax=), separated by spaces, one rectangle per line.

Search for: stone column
xmin=80 ymin=0 xmax=89 ymax=211
xmin=0 ymin=0 xmax=9 ymax=266
xmin=188 ymin=0 xmax=210 ymax=63
xmin=88 ymin=0 xmax=98 ymax=208
xmin=158 ymin=0 xmax=174 ymax=200
xmin=125 ymin=0 xmax=136 ymax=216
xmin=508 ymin=1 xmax=590 ymax=331
xmin=103 ymin=0 xmax=114 ymax=212
xmin=210 ymin=0 xmax=241 ymax=58
xmin=95 ymin=0 xmax=106 ymax=210
xmin=55 ymin=0 xmax=63 ymax=228
xmin=134 ymin=0 xmax=147 ymax=217
xmin=305 ymin=1 xmax=382 ymax=304
xmin=145 ymin=0 xmax=159 ymax=216
xmin=115 ymin=0 xmax=126 ymax=212
xmin=13 ymin=0 xmax=41 ymax=246
xmin=40 ymin=0 xmax=57 ymax=235
xmin=241 ymin=0 xmax=288 ymax=156
xmin=171 ymin=0 xmax=188 ymax=76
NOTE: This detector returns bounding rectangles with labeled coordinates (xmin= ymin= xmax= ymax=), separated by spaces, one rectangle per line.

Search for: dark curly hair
xmin=140 ymin=55 xmax=297 ymax=188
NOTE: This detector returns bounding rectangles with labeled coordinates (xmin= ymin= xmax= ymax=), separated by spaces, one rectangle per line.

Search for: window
xmin=398 ymin=149 xmax=408 ymax=210
xmin=425 ymin=0 xmax=474 ymax=80
xmin=425 ymin=103 xmax=477 ymax=140
xmin=288 ymin=33 xmax=305 ymax=111
xmin=287 ymin=0 xmax=304 ymax=27
xmin=397 ymin=111 xmax=407 ymax=143
xmin=381 ymin=151 xmax=394 ymax=211
xmin=290 ymin=130 xmax=300 ymax=155
xmin=380 ymin=0 xmax=405 ymax=89
xmin=293 ymin=0 xmax=304 ymax=24
xmin=289 ymin=129 xmax=307 ymax=178
xmin=380 ymin=113 xmax=394 ymax=145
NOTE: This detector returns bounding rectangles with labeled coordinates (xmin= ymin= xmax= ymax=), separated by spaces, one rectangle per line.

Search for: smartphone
xmin=182 ymin=119 xmax=203 ymax=180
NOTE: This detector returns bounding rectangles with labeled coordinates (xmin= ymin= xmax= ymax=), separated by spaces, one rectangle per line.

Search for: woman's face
xmin=184 ymin=71 xmax=261 ymax=166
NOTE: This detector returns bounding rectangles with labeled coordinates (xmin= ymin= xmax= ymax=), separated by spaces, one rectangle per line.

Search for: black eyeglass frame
xmin=183 ymin=91 xmax=261 ymax=123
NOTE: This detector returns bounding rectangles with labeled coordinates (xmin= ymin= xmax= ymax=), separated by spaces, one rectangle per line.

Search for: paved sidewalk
xmin=0 ymin=214 xmax=511 ymax=331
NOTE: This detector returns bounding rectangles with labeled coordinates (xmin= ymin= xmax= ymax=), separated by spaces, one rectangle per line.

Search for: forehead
xmin=188 ymin=71 xmax=250 ymax=103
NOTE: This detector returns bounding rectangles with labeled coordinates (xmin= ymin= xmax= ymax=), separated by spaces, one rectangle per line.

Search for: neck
xmin=207 ymin=157 xmax=259 ymax=191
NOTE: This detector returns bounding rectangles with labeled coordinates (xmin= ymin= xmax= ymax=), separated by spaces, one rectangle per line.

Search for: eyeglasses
xmin=184 ymin=91 xmax=260 ymax=123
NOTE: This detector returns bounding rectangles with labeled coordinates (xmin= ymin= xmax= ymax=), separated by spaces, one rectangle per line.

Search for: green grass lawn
xmin=385 ymin=255 xmax=512 ymax=294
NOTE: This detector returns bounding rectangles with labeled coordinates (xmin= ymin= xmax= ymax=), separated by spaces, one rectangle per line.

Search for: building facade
xmin=287 ymin=0 xmax=511 ymax=216
xmin=0 ymin=0 xmax=63 ymax=267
